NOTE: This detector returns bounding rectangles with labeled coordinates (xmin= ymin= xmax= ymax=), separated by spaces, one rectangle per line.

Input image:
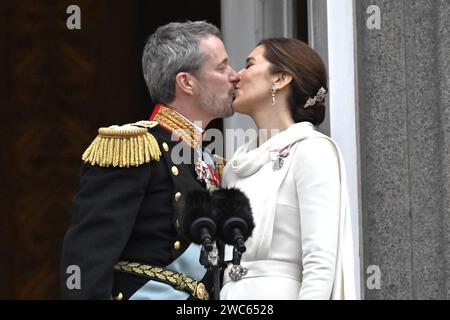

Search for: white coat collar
xmin=230 ymin=121 xmax=315 ymax=177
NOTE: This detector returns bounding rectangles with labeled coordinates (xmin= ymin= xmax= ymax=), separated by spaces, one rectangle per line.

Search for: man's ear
xmin=175 ymin=72 xmax=195 ymax=95
xmin=273 ymin=72 xmax=293 ymax=91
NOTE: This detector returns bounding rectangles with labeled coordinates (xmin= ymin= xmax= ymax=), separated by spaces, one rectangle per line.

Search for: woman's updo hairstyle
xmin=259 ymin=38 xmax=328 ymax=126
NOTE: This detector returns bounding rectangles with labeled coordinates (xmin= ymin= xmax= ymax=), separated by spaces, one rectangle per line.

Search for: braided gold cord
xmin=153 ymin=105 xmax=202 ymax=149
xmin=113 ymin=261 xmax=208 ymax=300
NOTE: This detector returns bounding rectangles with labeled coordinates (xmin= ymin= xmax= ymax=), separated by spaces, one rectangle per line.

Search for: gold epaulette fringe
xmin=82 ymin=125 xmax=161 ymax=168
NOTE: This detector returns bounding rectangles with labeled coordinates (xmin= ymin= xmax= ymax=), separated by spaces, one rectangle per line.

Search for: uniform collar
xmin=150 ymin=104 xmax=204 ymax=149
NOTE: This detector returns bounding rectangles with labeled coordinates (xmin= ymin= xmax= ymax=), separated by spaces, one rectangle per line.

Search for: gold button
xmin=195 ymin=283 xmax=209 ymax=300
xmin=162 ymin=142 xmax=169 ymax=152
xmin=175 ymin=192 xmax=182 ymax=202
xmin=174 ymin=241 xmax=181 ymax=250
xmin=114 ymin=292 xmax=123 ymax=300
xmin=171 ymin=166 xmax=179 ymax=176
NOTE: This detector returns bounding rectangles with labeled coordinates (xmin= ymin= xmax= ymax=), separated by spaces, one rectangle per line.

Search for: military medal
xmin=195 ymin=148 xmax=220 ymax=190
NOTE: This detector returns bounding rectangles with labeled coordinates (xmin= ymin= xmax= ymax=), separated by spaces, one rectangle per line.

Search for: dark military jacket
xmin=60 ymin=105 xmax=218 ymax=300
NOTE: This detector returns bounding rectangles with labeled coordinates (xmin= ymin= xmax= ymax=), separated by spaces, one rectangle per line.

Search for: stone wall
xmin=357 ymin=0 xmax=450 ymax=299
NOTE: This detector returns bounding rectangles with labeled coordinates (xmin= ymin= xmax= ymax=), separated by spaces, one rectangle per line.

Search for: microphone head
xmin=179 ymin=190 xmax=215 ymax=244
xmin=212 ymin=188 xmax=255 ymax=243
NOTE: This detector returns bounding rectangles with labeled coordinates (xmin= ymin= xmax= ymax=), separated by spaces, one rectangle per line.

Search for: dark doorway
xmin=296 ymin=0 xmax=309 ymax=43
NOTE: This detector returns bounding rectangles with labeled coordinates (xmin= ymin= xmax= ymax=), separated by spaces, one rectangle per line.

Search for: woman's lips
xmin=233 ymin=88 xmax=240 ymax=100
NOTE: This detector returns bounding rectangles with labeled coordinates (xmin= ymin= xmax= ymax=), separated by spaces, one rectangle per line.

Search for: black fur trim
xmin=212 ymin=188 xmax=255 ymax=242
xmin=179 ymin=190 xmax=213 ymax=243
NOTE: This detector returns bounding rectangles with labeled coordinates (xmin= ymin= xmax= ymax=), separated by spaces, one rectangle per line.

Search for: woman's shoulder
xmin=291 ymin=133 xmax=341 ymax=181
xmin=293 ymin=132 xmax=339 ymax=162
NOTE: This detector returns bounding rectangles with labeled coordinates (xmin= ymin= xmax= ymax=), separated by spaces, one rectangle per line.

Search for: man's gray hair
xmin=142 ymin=21 xmax=222 ymax=104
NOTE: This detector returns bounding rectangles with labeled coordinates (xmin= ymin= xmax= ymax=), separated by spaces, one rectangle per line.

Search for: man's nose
xmin=229 ymin=68 xmax=240 ymax=84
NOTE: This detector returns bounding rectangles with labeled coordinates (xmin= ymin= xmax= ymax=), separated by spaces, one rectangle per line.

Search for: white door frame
xmin=323 ymin=0 xmax=362 ymax=299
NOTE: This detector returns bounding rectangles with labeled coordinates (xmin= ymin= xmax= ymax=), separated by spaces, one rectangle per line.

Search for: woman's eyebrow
xmin=246 ymin=57 xmax=255 ymax=64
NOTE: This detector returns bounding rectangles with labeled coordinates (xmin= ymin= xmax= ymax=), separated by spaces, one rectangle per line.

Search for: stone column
xmin=357 ymin=0 xmax=450 ymax=299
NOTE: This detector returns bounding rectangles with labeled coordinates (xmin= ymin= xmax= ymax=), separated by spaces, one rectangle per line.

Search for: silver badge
xmin=272 ymin=157 xmax=284 ymax=171
xmin=270 ymin=144 xmax=293 ymax=171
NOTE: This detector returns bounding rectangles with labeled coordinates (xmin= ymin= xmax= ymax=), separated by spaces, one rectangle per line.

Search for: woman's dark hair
xmin=259 ymin=38 xmax=328 ymax=126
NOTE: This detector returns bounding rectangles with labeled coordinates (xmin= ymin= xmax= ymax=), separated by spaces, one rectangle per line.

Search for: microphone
xmin=179 ymin=190 xmax=216 ymax=252
xmin=212 ymin=188 xmax=254 ymax=253
xmin=180 ymin=188 xmax=255 ymax=290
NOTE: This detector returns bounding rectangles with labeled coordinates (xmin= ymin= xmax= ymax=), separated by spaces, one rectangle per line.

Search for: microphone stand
xmin=199 ymin=240 xmax=227 ymax=300
xmin=214 ymin=241 xmax=225 ymax=301
xmin=231 ymin=246 xmax=243 ymax=265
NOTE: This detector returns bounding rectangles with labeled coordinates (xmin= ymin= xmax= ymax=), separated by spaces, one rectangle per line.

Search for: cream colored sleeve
xmin=294 ymin=137 xmax=340 ymax=300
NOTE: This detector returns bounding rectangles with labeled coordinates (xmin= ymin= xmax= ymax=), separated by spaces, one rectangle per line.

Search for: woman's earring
xmin=271 ymin=86 xmax=276 ymax=105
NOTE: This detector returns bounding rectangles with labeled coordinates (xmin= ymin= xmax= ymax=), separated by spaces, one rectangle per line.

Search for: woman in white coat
xmin=220 ymin=38 xmax=358 ymax=300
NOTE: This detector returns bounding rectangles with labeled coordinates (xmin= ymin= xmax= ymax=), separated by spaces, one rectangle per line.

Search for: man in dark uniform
xmin=60 ymin=21 xmax=238 ymax=300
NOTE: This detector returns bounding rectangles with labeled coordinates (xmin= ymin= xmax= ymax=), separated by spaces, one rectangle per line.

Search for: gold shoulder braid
xmin=114 ymin=261 xmax=209 ymax=300
xmin=82 ymin=124 xmax=161 ymax=168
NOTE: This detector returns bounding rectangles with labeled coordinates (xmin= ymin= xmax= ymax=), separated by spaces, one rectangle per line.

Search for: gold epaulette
xmin=82 ymin=123 xmax=161 ymax=168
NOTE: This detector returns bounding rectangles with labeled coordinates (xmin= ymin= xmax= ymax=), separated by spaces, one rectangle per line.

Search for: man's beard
xmin=198 ymin=88 xmax=235 ymax=119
